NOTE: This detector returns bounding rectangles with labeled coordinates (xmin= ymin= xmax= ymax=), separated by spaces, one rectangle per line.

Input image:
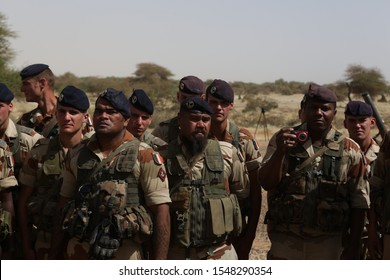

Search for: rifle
xmin=361 ymin=92 xmax=387 ymax=140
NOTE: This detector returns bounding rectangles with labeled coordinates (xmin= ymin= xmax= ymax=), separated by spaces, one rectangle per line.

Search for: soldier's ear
xmin=8 ymin=102 xmax=14 ymax=112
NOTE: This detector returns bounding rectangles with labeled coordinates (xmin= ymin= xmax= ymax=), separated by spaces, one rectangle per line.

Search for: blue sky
xmin=1 ymin=0 xmax=389 ymax=84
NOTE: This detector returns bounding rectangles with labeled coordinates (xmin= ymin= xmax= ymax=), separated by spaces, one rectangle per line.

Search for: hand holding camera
xmin=290 ymin=129 xmax=309 ymax=143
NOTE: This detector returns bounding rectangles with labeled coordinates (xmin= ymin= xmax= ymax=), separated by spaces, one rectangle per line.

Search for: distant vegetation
xmin=1 ymin=11 xmax=390 ymax=129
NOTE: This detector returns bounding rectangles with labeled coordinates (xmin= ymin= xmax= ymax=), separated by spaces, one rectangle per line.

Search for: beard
xmin=181 ymin=133 xmax=209 ymax=157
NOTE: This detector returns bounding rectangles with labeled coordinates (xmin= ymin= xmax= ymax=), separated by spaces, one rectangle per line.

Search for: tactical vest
xmin=27 ymin=136 xmax=63 ymax=232
xmin=63 ymin=139 xmax=153 ymax=244
xmin=267 ymin=130 xmax=350 ymax=235
xmin=166 ymin=139 xmax=242 ymax=247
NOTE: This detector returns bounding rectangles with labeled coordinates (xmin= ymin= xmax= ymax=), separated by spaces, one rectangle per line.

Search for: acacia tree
xmin=0 ymin=12 xmax=16 ymax=70
xmin=0 ymin=12 xmax=21 ymax=96
xmin=130 ymin=62 xmax=176 ymax=100
xmin=344 ymin=64 xmax=388 ymax=100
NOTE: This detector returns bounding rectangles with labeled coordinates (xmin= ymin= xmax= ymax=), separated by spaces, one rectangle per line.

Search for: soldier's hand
xmin=92 ymin=234 xmax=120 ymax=259
xmin=89 ymin=220 xmax=120 ymax=259
xmin=276 ymin=127 xmax=297 ymax=151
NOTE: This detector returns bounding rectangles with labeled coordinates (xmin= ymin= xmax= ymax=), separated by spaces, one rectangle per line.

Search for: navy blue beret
xmin=129 ymin=89 xmax=154 ymax=115
xmin=58 ymin=85 xmax=89 ymax=112
xmin=302 ymin=83 xmax=337 ymax=104
xmin=345 ymin=100 xmax=373 ymax=116
xmin=20 ymin=63 xmax=49 ymax=80
xmin=206 ymin=79 xmax=234 ymax=103
xmin=179 ymin=76 xmax=205 ymax=95
xmin=97 ymin=88 xmax=130 ymax=118
xmin=0 ymin=83 xmax=15 ymax=103
xmin=180 ymin=96 xmax=213 ymax=115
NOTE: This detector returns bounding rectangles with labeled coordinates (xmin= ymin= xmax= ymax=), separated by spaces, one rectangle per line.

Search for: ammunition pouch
xmin=89 ymin=218 xmax=120 ymax=260
xmin=62 ymin=200 xmax=90 ymax=240
xmin=268 ymin=179 xmax=348 ymax=233
xmin=268 ymin=194 xmax=305 ymax=225
xmin=113 ymin=205 xmax=153 ymax=244
xmin=27 ymin=187 xmax=59 ymax=232
xmin=316 ymin=200 xmax=349 ymax=232
xmin=0 ymin=208 xmax=12 ymax=242
xmin=170 ymin=186 xmax=242 ymax=248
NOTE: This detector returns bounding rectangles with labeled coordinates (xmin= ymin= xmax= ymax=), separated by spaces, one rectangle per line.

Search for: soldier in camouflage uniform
xmin=18 ymin=64 xmax=59 ymax=138
xmin=368 ymin=130 xmax=390 ymax=259
xmin=259 ymin=83 xmax=369 ymax=259
xmin=51 ymin=88 xmax=171 ymax=260
xmin=0 ymin=83 xmax=43 ymax=259
xmin=163 ymin=96 xmax=247 ymax=260
xmin=127 ymin=89 xmax=167 ymax=151
xmin=0 ymin=141 xmax=18 ymax=259
xmin=0 ymin=83 xmax=43 ymax=178
xmin=343 ymin=100 xmax=380 ymax=259
xmin=206 ymin=79 xmax=262 ymax=260
xmin=18 ymin=85 xmax=91 ymax=259
xmin=152 ymin=75 xmax=205 ymax=143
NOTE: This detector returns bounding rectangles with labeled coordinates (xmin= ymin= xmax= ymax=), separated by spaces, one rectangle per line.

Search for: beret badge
xmin=58 ymin=94 xmax=64 ymax=102
xmin=210 ymin=86 xmax=217 ymax=94
xmin=131 ymin=95 xmax=138 ymax=104
xmin=186 ymin=100 xmax=195 ymax=109
xmin=179 ymin=82 xmax=185 ymax=91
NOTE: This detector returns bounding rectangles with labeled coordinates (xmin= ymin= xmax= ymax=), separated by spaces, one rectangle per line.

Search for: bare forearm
xmin=151 ymin=204 xmax=170 ymax=259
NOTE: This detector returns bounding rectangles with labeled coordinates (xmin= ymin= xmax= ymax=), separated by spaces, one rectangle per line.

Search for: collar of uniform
xmin=365 ymin=138 xmax=380 ymax=162
xmin=324 ymin=126 xmax=338 ymax=142
xmin=209 ymin=120 xmax=232 ymax=142
xmin=5 ymin=119 xmax=18 ymax=139
xmin=86 ymin=130 xmax=135 ymax=152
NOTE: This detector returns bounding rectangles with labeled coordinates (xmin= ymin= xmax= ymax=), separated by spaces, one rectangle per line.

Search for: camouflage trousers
xmin=168 ymin=241 xmax=238 ymax=260
xmin=268 ymin=231 xmax=343 ymax=260
xmin=66 ymin=237 xmax=143 ymax=260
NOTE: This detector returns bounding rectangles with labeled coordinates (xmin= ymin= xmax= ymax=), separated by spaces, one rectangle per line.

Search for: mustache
xmin=194 ymin=128 xmax=207 ymax=134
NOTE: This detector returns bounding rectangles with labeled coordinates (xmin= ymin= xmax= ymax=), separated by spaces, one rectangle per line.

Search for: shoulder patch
xmin=6 ymin=155 xmax=15 ymax=168
xmin=152 ymin=152 xmax=164 ymax=165
xmin=157 ymin=167 xmax=166 ymax=182
xmin=252 ymin=138 xmax=260 ymax=150
xmin=237 ymin=149 xmax=244 ymax=162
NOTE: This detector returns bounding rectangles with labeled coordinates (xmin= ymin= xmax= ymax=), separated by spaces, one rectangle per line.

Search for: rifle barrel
xmin=361 ymin=92 xmax=386 ymax=138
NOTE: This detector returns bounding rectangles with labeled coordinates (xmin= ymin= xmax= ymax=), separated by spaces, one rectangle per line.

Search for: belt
xmin=185 ymin=241 xmax=228 ymax=260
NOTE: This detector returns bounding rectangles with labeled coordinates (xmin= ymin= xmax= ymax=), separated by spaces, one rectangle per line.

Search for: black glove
xmin=89 ymin=219 xmax=120 ymax=259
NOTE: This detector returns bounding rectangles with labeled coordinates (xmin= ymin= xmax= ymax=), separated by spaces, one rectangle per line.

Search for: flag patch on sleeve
xmin=152 ymin=152 xmax=164 ymax=165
